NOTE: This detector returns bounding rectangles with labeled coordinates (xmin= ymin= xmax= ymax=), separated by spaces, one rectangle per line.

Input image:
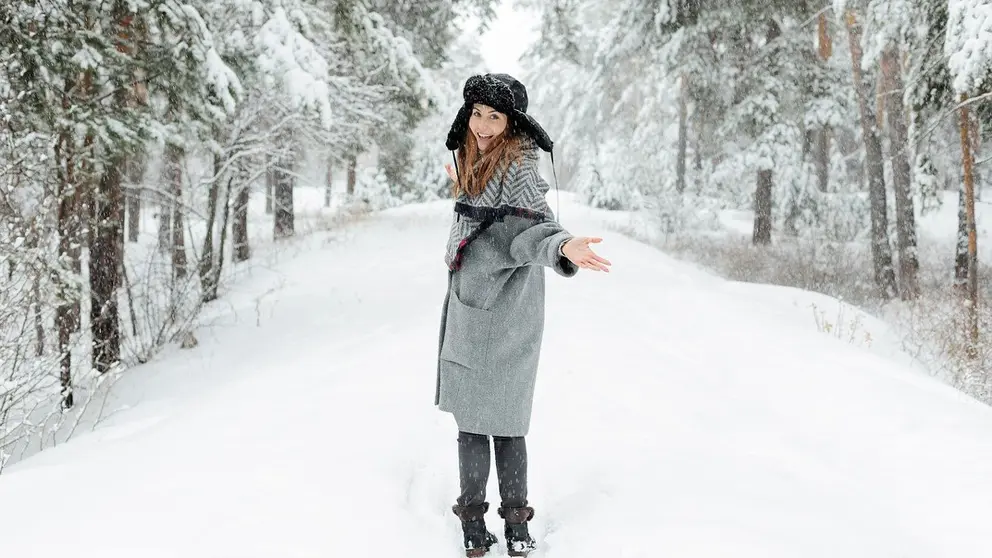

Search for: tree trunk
xmin=76 ymin=139 xmax=92 ymax=334
xmin=90 ymin=155 xmax=124 ymax=374
xmin=165 ymin=144 xmax=187 ymax=279
xmin=694 ymin=136 xmax=703 ymax=172
xmin=200 ymin=154 xmax=222 ymax=302
xmin=81 ymin=72 xmax=97 ymax=256
xmin=955 ymin=180 xmax=969 ymax=288
xmin=846 ymin=10 xmax=897 ymax=299
xmin=54 ymin=107 xmax=78 ymax=408
xmin=56 ymin=302 xmax=73 ymax=408
xmin=55 ymin=176 xmax=76 ymax=407
xmin=787 ymin=128 xmax=814 ymax=236
xmin=127 ymin=187 xmax=141 ymax=242
xmin=33 ymin=273 xmax=44 ymax=356
xmin=753 ymin=169 xmax=773 ymax=245
xmin=751 ymin=19 xmax=780 ymax=245
xmin=274 ymin=159 xmax=295 ymax=239
xmin=232 ymin=184 xmax=251 ymax=263
xmin=325 ymin=160 xmax=333 ymax=208
xmin=26 ymin=229 xmax=45 ymax=357
xmin=209 ymin=172 xmax=235 ymax=295
xmin=958 ymin=93 xmax=979 ymax=355
xmin=814 ymin=129 xmax=830 ymax=192
xmin=89 ymin=11 xmax=126 ymax=373
xmin=881 ymin=46 xmax=919 ymax=300
xmin=818 ymin=12 xmax=833 ymax=59
xmin=125 ymin=154 xmax=144 ymax=243
xmin=815 ymin=13 xmax=831 ymax=193
xmin=157 ymin=192 xmax=171 ymax=254
xmin=693 ymin=100 xmax=704 ymax=173
xmin=210 ymin=174 xmax=234 ymax=288
xmin=676 ymin=73 xmax=688 ymax=194
xmin=123 ymin=19 xmax=144 ymax=245
xmin=265 ymin=158 xmax=274 ymax=214
xmin=347 ymin=156 xmax=357 ymax=196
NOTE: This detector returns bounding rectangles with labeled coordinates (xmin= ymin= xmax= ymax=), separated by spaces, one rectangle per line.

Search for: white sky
xmin=477 ymin=1 xmax=540 ymax=77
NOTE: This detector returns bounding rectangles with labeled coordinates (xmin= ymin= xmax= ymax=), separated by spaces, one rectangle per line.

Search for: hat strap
xmin=451 ymin=151 xmax=461 ymax=222
xmin=550 ymin=150 xmax=560 ymax=223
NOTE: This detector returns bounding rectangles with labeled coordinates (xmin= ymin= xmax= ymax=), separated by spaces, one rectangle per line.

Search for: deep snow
xmin=3 ymin=193 xmax=992 ymax=557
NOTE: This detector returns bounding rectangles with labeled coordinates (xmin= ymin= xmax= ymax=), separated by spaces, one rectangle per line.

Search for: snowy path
xmin=3 ymin=195 xmax=992 ymax=557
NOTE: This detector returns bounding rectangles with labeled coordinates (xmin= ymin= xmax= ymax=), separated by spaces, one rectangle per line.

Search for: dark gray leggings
xmin=456 ymin=431 xmax=528 ymax=510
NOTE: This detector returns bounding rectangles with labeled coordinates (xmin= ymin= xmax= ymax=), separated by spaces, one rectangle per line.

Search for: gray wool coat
xmin=435 ymin=141 xmax=577 ymax=438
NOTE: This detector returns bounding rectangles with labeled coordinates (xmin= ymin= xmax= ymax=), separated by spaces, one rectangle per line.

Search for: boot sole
xmin=508 ymin=544 xmax=535 ymax=556
xmin=465 ymin=550 xmax=488 ymax=558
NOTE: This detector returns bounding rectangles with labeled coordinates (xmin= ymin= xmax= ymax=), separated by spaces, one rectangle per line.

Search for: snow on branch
xmin=945 ymin=0 xmax=992 ymax=94
xmin=343 ymin=3 xmax=438 ymax=106
xmin=171 ymin=0 xmax=247 ymax=117
xmin=255 ymin=7 xmax=332 ymax=129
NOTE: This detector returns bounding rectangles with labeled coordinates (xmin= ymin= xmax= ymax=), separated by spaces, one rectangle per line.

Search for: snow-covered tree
xmin=944 ymin=0 xmax=992 ymax=352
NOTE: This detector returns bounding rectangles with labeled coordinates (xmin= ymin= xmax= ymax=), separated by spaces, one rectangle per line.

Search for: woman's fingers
xmin=578 ymin=245 xmax=611 ymax=266
xmin=565 ymin=237 xmax=611 ymax=271
xmin=581 ymin=258 xmax=610 ymax=272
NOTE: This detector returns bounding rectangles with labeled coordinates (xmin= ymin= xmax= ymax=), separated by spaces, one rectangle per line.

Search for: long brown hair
xmin=453 ymin=123 xmax=525 ymax=198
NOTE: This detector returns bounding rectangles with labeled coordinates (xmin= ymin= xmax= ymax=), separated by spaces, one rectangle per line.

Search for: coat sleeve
xmin=509 ymin=219 xmax=578 ymax=277
xmin=504 ymin=155 xmax=579 ymax=277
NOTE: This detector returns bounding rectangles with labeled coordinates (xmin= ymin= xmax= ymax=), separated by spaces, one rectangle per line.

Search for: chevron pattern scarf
xmin=444 ymin=137 xmax=555 ymax=271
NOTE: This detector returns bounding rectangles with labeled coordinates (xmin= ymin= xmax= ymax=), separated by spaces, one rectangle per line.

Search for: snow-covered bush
xmin=897 ymin=288 xmax=992 ymax=405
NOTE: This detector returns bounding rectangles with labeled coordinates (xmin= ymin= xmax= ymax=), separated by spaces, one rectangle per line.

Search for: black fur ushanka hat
xmin=445 ymin=73 xmax=554 ymax=153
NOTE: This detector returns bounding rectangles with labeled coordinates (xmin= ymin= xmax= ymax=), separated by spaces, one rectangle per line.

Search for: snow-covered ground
xmin=3 ymin=192 xmax=992 ymax=558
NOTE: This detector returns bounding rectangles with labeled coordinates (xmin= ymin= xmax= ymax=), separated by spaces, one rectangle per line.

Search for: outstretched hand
xmin=563 ymin=237 xmax=612 ymax=272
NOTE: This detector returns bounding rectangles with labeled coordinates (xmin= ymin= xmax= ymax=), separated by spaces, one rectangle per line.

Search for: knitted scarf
xmin=444 ymin=137 xmax=555 ymax=271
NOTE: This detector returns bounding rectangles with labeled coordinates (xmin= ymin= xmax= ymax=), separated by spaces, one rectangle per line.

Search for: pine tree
xmin=945 ymin=0 xmax=992 ymax=354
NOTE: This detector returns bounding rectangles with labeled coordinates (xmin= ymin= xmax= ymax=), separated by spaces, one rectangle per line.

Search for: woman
xmin=435 ymin=73 xmax=611 ymax=557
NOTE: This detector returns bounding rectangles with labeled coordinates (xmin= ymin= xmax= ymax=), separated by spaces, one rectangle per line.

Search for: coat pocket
xmin=440 ymin=290 xmax=494 ymax=370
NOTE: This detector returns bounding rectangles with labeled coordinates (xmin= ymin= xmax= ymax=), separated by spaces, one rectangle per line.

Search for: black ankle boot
xmin=499 ymin=505 xmax=536 ymax=557
xmin=452 ymin=503 xmax=498 ymax=557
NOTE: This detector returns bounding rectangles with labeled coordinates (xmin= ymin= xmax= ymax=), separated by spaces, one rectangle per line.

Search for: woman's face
xmin=468 ymin=104 xmax=508 ymax=152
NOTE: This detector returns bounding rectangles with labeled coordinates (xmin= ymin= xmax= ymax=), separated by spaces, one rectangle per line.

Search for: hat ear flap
xmin=445 ymin=104 xmax=472 ymax=151
xmin=515 ymin=111 xmax=554 ymax=153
